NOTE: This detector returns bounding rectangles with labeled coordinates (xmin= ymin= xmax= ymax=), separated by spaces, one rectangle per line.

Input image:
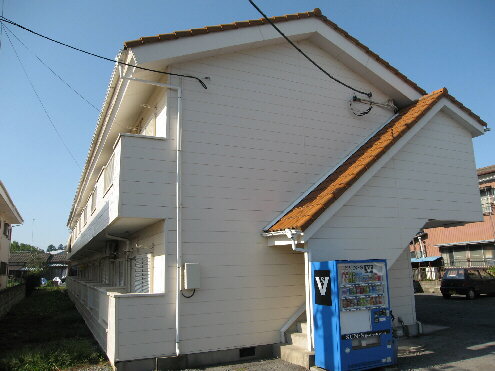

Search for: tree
xmin=47 ymin=244 xmax=65 ymax=252
xmin=10 ymin=241 xmax=43 ymax=253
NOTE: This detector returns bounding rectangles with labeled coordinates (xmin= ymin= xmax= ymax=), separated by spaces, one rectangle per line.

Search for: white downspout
xmin=118 ymin=67 xmax=184 ymax=356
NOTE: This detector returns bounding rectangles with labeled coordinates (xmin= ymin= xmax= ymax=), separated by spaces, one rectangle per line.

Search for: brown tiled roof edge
xmin=123 ymin=8 xmax=426 ymax=95
xmin=478 ymin=165 xmax=495 ymax=176
xmin=266 ymin=88 xmax=450 ymax=233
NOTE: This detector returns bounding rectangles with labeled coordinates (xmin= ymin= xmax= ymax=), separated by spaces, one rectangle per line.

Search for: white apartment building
xmin=66 ymin=9 xmax=487 ymax=369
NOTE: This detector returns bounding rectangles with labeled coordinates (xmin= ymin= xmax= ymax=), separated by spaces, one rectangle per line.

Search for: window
xmin=481 ymin=187 xmax=494 ymax=214
xmin=0 ymin=262 xmax=7 ymax=275
xmin=141 ymin=115 xmax=156 ymax=136
xmin=3 ymin=222 xmax=11 ymax=240
xmin=444 ymin=269 xmax=464 ymax=279
xmin=91 ymin=187 xmax=97 ymax=213
xmin=104 ymin=155 xmax=115 ymax=192
xmin=83 ymin=207 xmax=87 ymax=226
xmin=479 ymin=269 xmax=494 ymax=280
xmin=467 ymin=270 xmax=481 ymax=280
xmin=155 ymin=103 xmax=167 ymax=137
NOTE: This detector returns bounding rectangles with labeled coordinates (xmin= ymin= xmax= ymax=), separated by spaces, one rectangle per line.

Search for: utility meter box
xmin=184 ymin=263 xmax=200 ymax=290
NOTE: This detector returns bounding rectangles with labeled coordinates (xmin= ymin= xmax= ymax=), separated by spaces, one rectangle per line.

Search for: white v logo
xmin=316 ymin=277 xmax=329 ymax=296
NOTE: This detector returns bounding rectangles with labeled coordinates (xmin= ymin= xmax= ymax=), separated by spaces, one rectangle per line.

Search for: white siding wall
xmin=309 ymin=111 xmax=481 ymax=325
xmin=118 ymin=135 xmax=173 ymax=219
xmin=165 ymin=40 xmax=396 ymax=353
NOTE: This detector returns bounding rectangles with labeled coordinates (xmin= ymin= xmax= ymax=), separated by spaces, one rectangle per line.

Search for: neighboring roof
xmin=266 ymin=88 xmax=487 ymax=233
xmin=0 ymin=181 xmax=23 ymax=224
xmin=411 ymin=256 xmax=442 ymax=263
xmin=478 ymin=165 xmax=495 ymax=176
xmin=425 ymin=214 xmax=495 ymax=247
xmin=124 ymin=8 xmax=426 ymax=96
xmin=49 ymin=252 xmax=69 ymax=263
xmin=9 ymin=251 xmax=48 ymax=264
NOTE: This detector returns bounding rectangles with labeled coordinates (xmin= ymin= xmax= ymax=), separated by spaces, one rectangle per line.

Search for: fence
xmin=0 ymin=284 xmax=26 ymax=318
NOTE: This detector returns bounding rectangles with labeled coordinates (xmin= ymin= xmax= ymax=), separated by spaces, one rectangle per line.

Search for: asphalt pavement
xmin=395 ymin=292 xmax=495 ymax=370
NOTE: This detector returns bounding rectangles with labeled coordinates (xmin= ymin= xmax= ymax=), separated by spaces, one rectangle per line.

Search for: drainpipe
xmin=118 ymin=66 xmax=184 ymax=356
xmin=105 ymin=233 xmax=131 ymax=292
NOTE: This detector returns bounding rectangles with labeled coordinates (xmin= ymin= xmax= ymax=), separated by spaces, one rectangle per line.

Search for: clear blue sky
xmin=1 ymin=0 xmax=493 ymax=250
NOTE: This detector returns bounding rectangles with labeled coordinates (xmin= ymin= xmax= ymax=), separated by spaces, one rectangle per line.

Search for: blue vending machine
xmin=312 ymin=259 xmax=395 ymax=371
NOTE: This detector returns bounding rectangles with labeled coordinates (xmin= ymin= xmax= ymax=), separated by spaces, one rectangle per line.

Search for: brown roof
xmin=267 ymin=88 xmax=459 ymax=233
xmin=9 ymin=251 xmax=48 ymax=264
xmin=124 ymin=8 xmax=426 ymax=96
xmin=478 ymin=165 xmax=495 ymax=176
xmin=424 ymin=215 xmax=495 ymax=246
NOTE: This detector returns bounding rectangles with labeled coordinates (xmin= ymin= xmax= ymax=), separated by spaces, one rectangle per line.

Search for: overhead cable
xmin=247 ymin=0 xmax=372 ymax=98
xmin=5 ymin=31 xmax=81 ymax=168
xmin=4 ymin=24 xmax=99 ymax=112
xmin=0 ymin=16 xmax=208 ymax=89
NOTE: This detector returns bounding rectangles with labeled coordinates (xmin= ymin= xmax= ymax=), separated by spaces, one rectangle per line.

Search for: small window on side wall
xmin=104 ymin=155 xmax=115 ymax=192
xmin=155 ymin=101 xmax=167 ymax=138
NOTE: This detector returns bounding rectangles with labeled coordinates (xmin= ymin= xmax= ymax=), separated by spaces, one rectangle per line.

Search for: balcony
xmin=66 ymin=277 xmax=175 ymax=365
xmin=70 ymin=134 xmax=172 ymax=259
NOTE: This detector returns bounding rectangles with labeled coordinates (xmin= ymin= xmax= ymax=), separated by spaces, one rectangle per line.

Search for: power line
xmin=247 ymin=0 xmax=373 ymax=98
xmin=0 ymin=15 xmax=208 ymax=89
xmin=0 ymin=0 xmax=4 ymax=50
xmin=5 ymin=30 xmax=81 ymax=168
xmin=4 ymin=24 xmax=99 ymax=112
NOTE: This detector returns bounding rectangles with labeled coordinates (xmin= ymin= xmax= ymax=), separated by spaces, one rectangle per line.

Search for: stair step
xmin=288 ymin=332 xmax=308 ymax=348
xmin=276 ymin=344 xmax=315 ymax=369
xmin=297 ymin=321 xmax=308 ymax=334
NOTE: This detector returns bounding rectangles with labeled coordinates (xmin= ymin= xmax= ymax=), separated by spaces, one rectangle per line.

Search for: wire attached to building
xmin=4 ymin=24 xmax=100 ymax=112
xmin=247 ymin=0 xmax=372 ymax=98
xmin=181 ymin=289 xmax=195 ymax=298
xmin=0 ymin=16 xmax=208 ymax=89
xmin=4 ymin=30 xmax=81 ymax=168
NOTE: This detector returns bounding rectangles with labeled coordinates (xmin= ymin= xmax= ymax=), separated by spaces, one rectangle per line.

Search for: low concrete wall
xmin=416 ymin=280 xmax=441 ymax=294
xmin=0 ymin=284 xmax=26 ymax=318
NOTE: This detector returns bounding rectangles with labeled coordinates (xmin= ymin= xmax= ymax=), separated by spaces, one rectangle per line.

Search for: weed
xmin=0 ymin=287 xmax=108 ymax=371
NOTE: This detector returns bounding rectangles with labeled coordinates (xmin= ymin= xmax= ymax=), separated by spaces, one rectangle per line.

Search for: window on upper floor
xmin=481 ymin=187 xmax=494 ymax=214
xmin=83 ymin=206 xmax=87 ymax=226
xmin=91 ymin=187 xmax=97 ymax=213
xmin=155 ymin=102 xmax=167 ymax=138
xmin=104 ymin=155 xmax=115 ymax=193
xmin=141 ymin=115 xmax=156 ymax=136
xmin=3 ymin=222 xmax=11 ymax=240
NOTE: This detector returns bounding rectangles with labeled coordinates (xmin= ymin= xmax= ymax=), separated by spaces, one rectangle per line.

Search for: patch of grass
xmin=0 ymin=287 xmax=108 ymax=371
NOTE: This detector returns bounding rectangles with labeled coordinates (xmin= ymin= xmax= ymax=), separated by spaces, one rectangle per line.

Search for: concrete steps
xmin=276 ymin=320 xmax=314 ymax=369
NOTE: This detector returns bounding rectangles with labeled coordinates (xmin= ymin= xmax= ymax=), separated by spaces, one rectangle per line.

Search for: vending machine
xmin=312 ymin=259 xmax=395 ymax=371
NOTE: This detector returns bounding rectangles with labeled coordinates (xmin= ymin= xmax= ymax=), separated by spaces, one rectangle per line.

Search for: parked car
xmin=440 ymin=268 xmax=495 ymax=299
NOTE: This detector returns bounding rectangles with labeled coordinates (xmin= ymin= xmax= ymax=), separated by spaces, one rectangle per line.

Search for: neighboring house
xmin=0 ymin=181 xmax=23 ymax=289
xmin=65 ymin=9 xmax=488 ymax=369
xmin=9 ymin=251 xmax=69 ymax=280
xmin=410 ymin=165 xmax=495 ymax=267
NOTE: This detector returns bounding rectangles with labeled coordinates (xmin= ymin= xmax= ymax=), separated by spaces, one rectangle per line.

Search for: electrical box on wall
xmin=184 ymin=263 xmax=200 ymax=290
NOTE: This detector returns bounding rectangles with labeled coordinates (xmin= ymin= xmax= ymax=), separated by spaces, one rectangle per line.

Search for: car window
xmin=479 ymin=270 xmax=494 ymax=279
xmin=443 ymin=269 xmax=464 ymax=279
xmin=467 ymin=270 xmax=481 ymax=280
